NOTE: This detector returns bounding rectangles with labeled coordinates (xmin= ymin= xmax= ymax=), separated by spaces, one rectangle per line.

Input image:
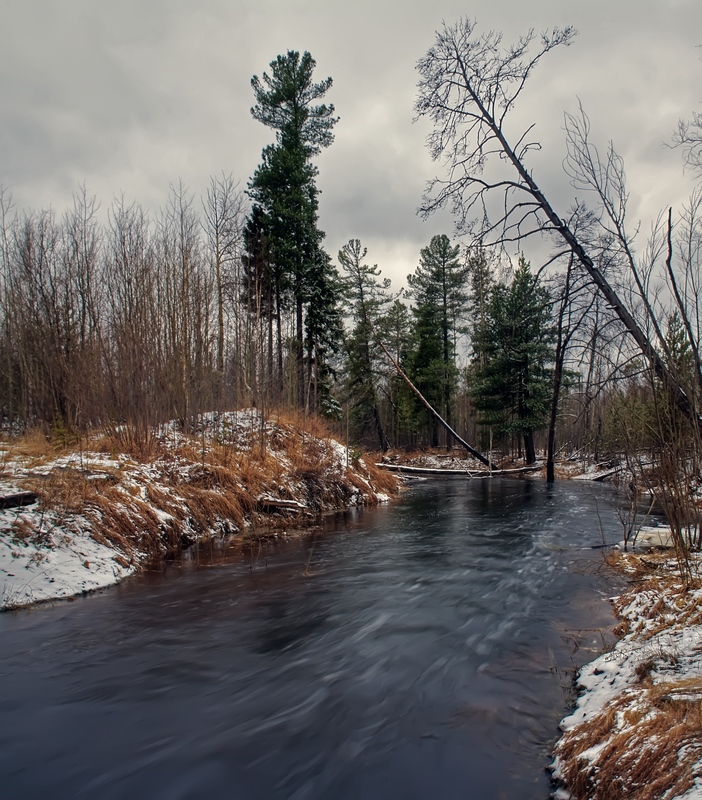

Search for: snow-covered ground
xmin=0 ymin=509 xmax=135 ymax=610
xmin=0 ymin=411 xmax=396 ymax=611
xmin=553 ymin=544 xmax=702 ymax=800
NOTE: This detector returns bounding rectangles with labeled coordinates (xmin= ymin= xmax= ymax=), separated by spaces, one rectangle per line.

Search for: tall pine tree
xmin=247 ymin=50 xmax=340 ymax=409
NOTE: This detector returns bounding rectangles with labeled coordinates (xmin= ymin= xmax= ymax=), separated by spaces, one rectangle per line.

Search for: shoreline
xmin=3 ymin=440 xmax=617 ymax=613
xmin=8 ymin=437 xmax=696 ymax=794
xmin=0 ymin=411 xmax=398 ymax=611
xmin=552 ymin=548 xmax=702 ymax=800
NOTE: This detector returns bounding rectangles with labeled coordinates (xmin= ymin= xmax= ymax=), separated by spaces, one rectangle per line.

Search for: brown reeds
xmin=557 ymin=689 xmax=702 ymax=800
xmin=556 ymin=548 xmax=702 ymax=800
xmin=6 ymin=410 xmax=400 ymax=567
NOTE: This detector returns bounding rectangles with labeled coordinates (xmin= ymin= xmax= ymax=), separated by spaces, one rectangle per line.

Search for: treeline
xmin=2 ymin=41 xmax=701 ymax=500
xmin=0 ymin=181 xmax=248 ymax=433
xmin=0 ymin=168 xmax=699 ymax=478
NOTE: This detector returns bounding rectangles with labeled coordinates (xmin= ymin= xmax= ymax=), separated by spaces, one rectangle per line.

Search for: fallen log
xmin=377 ymin=463 xmax=542 ymax=477
xmin=0 ymin=491 xmax=38 ymax=510
xmin=378 ymin=464 xmax=475 ymax=476
xmin=571 ymin=466 xmax=621 ymax=482
xmin=257 ymin=496 xmax=308 ymax=513
xmin=377 ymin=341 xmax=493 ymax=468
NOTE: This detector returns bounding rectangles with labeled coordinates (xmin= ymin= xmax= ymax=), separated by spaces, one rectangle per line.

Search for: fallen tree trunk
xmin=378 ymin=342 xmax=493 ymax=468
xmin=378 ymin=464 xmax=475 ymax=476
xmin=256 ymin=496 xmax=308 ymax=513
xmin=377 ymin=463 xmax=541 ymax=477
xmin=0 ymin=491 xmax=38 ymax=510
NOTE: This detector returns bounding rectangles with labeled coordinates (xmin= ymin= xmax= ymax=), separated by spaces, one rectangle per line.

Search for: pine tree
xmin=247 ymin=50 xmax=340 ymax=410
xmin=378 ymin=297 xmax=415 ymax=446
xmin=304 ymin=248 xmax=344 ymax=417
xmin=470 ymin=257 xmax=554 ymax=463
xmin=406 ymin=234 xmax=468 ymax=447
xmin=338 ymin=239 xmax=392 ymax=450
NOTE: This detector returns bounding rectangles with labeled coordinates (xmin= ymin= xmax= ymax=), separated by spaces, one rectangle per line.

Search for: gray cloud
xmin=1 ymin=0 xmax=700 ymax=287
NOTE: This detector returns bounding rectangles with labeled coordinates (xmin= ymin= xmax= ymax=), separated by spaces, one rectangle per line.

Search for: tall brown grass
xmin=6 ymin=410 xmax=399 ymax=564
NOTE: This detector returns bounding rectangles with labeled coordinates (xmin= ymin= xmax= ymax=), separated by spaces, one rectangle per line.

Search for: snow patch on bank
xmin=0 ymin=497 xmax=135 ymax=610
xmin=0 ymin=410 xmax=394 ymax=611
xmin=553 ymin=551 xmax=702 ymax=799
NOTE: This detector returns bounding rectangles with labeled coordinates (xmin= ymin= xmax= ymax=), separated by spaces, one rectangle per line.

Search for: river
xmin=0 ymin=478 xmax=628 ymax=799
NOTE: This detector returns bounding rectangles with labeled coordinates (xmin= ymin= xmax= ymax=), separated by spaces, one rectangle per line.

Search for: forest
xmin=3 ymin=18 xmax=702 ymax=798
xmin=0 ymin=27 xmax=701 ymax=555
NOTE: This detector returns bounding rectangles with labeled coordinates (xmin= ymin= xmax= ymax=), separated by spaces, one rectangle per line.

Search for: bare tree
xmin=673 ymin=111 xmax=702 ymax=177
xmin=416 ymin=18 xmax=702 ymax=433
xmin=202 ymin=173 xmax=246 ymax=400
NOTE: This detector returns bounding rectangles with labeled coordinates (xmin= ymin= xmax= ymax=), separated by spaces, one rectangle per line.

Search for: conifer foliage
xmin=338 ymin=239 xmax=392 ymax=450
xmin=406 ymin=234 xmax=468 ymax=446
xmin=246 ymin=50 xmax=341 ymax=410
xmin=470 ymin=257 xmax=554 ymax=463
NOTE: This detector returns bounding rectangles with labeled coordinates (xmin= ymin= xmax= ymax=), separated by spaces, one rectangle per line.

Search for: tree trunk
xmin=296 ymin=295 xmax=304 ymax=407
xmin=524 ymin=432 xmax=536 ymax=465
xmin=546 ymin=350 xmax=563 ymax=481
xmin=373 ymin=404 xmax=391 ymax=452
xmin=379 ymin=341 xmax=493 ymax=467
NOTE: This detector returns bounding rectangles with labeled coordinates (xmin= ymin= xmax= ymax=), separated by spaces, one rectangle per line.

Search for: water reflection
xmin=0 ymin=478 xmax=631 ymax=799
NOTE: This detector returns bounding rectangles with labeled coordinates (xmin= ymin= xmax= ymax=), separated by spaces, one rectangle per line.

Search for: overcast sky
xmin=1 ymin=0 xmax=700 ymax=287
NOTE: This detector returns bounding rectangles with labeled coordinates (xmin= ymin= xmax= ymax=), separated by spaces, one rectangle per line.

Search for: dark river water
xmin=0 ymin=478 xmax=628 ymax=800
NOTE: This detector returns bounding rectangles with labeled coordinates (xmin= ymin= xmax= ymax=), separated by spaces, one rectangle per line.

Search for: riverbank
xmin=0 ymin=410 xmax=398 ymax=610
xmin=553 ymin=548 xmax=702 ymax=800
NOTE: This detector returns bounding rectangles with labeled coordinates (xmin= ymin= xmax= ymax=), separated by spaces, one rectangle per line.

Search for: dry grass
xmin=556 ymin=550 xmax=702 ymax=800
xmin=362 ymin=458 xmax=400 ymax=496
xmin=5 ymin=409 xmax=400 ymax=566
xmin=3 ymin=427 xmax=73 ymax=461
xmin=92 ymin=426 xmax=163 ymax=461
xmin=557 ymin=690 xmax=702 ymax=800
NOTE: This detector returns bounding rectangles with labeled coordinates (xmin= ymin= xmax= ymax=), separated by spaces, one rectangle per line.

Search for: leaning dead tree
xmin=416 ymin=18 xmax=702 ymax=434
xmin=378 ymin=340 xmax=493 ymax=467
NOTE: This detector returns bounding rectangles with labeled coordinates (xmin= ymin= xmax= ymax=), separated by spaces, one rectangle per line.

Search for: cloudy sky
xmin=1 ymin=0 xmax=700 ymax=287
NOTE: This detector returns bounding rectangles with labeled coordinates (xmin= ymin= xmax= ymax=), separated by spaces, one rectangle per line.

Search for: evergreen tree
xmin=338 ymin=239 xmax=392 ymax=450
xmin=470 ymin=257 xmax=554 ymax=463
xmin=466 ymin=245 xmax=494 ymax=336
xmin=406 ymin=234 xmax=468 ymax=446
xmin=378 ymin=297 xmax=415 ymax=446
xmin=247 ymin=50 xmax=340 ymax=409
xmin=304 ymin=248 xmax=344 ymax=418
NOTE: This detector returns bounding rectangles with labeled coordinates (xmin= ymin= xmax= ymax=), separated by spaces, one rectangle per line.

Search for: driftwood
xmin=0 ymin=491 xmax=38 ymax=510
xmin=379 ymin=464 xmax=476 ymax=476
xmin=378 ymin=342 xmax=493 ymax=468
xmin=257 ymin=497 xmax=308 ymax=513
xmin=377 ymin=463 xmax=542 ymax=477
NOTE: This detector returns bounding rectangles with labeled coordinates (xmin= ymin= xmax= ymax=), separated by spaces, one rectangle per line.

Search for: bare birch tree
xmin=202 ymin=173 xmax=246 ymax=402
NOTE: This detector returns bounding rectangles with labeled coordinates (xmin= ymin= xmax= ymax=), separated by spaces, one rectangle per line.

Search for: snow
xmin=0 ymin=496 xmax=135 ymax=610
xmin=677 ymin=770 xmax=702 ymax=800
xmin=0 ymin=410 xmax=394 ymax=611
xmin=633 ymin=525 xmax=675 ymax=549
xmin=554 ymin=550 xmax=702 ymax=799
xmin=559 ymin=646 xmax=639 ymax=732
